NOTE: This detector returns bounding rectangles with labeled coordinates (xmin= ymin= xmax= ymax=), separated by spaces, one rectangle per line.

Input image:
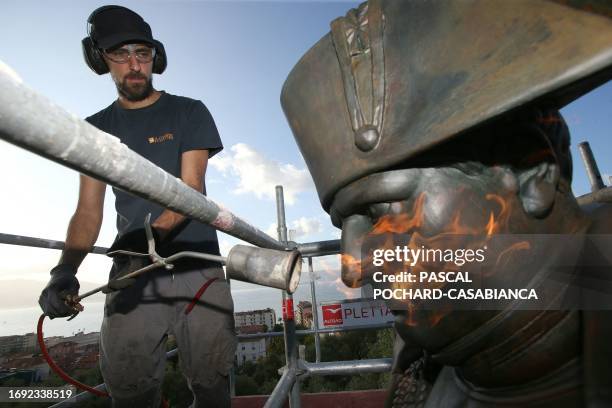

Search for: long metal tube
xmin=0 ymin=233 xmax=108 ymax=254
xmin=236 ymin=321 xmax=394 ymax=339
xmin=308 ymin=258 xmax=322 ymax=363
xmin=297 ymin=240 xmax=341 ymax=257
xmin=275 ymin=185 xmax=301 ymax=408
xmin=578 ymin=141 xmax=605 ymax=192
xmin=301 ymin=358 xmax=392 ymax=377
xmin=0 ymin=70 xmax=283 ymax=250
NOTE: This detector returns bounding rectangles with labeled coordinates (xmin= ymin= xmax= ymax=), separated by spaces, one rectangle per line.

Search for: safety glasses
xmin=103 ymin=44 xmax=156 ymax=64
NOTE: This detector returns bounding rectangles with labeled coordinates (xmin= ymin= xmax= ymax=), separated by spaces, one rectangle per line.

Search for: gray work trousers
xmin=99 ymin=257 xmax=237 ymax=408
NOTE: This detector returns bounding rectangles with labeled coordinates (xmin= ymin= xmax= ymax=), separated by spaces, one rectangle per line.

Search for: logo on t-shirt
xmin=148 ymin=133 xmax=174 ymax=144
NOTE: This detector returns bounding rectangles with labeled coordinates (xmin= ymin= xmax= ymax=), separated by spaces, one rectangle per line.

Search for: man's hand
xmin=38 ymin=264 xmax=82 ymax=319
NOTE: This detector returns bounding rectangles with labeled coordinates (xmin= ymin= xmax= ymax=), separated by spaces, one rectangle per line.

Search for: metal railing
xmin=0 ymin=68 xmax=389 ymax=408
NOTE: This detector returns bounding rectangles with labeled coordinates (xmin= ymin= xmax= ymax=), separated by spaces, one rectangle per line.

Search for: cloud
xmin=603 ymin=173 xmax=612 ymax=186
xmin=266 ymin=217 xmax=322 ymax=241
xmin=290 ymin=217 xmax=322 ymax=239
xmin=210 ymin=143 xmax=314 ymax=205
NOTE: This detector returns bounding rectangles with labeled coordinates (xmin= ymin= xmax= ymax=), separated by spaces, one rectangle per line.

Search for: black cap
xmin=89 ymin=5 xmax=158 ymax=50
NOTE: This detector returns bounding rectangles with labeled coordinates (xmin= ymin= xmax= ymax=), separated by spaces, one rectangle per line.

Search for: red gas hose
xmin=37 ymin=314 xmax=109 ymax=397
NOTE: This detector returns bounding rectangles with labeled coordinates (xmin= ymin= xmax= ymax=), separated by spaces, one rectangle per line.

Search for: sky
xmin=0 ymin=0 xmax=610 ymax=337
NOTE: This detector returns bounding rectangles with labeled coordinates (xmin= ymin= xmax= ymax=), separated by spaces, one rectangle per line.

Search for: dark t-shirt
xmin=86 ymin=91 xmax=223 ymax=255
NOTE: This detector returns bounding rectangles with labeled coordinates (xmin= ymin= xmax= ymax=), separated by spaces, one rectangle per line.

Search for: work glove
xmin=38 ymin=264 xmax=81 ymax=319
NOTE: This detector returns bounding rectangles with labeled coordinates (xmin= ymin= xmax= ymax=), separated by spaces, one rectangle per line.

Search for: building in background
xmin=234 ymin=308 xmax=276 ymax=330
xmin=235 ymin=324 xmax=269 ymax=365
xmin=0 ymin=333 xmax=38 ymax=355
xmin=235 ymin=325 xmax=269 ymax=366
xmin=235 ymin=337 xmax=268 ymax=366
xmin=296 ymin=301 xmax=313 ymax=329
xmin=0 ymin=331 xmax=101 ymax=376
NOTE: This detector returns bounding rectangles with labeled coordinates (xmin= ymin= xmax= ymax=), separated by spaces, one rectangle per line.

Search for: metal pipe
xmin=0 ymin=233 xmax=107 ymax=254
xmin=229 ymin=367 xmax=236 ymax=398
xmin=275 ymin=185 xmax=301 ymax=408
xmin=0 ymin=70 xmax=283 ymax=250
xmin=308 ymin=258 xmax=321 ymax=363
xmin=276 ymin=186 xmax=289 ymax=244
xmin=297 ymin=240 xmax=341 ymax=257
xmin=307 ymin=321 xmax=393 ymax=334
xmin=236 ymin=322 xmax=394 ymax=339
xmin=300 ymin=358 xmax=392 ymax=377
xmin=263 ymin=368 xmax=297 ymax=408
xmin=578 ymin=141 xmax=605 ymax=192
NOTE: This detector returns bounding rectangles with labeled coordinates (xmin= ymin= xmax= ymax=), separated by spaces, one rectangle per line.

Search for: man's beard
xmin=115 ymin=73 xmax=153 ymax=102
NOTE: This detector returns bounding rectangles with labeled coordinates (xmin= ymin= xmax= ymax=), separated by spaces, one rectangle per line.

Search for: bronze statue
xmin=281 ymin=1 xmax=612 ymax=406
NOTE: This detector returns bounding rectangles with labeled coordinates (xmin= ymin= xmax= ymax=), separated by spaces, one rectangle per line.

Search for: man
xmin=38 ymin=6 xmax=237 ymax=407
xmin=281 ymin=1 xmax=612 ymax=406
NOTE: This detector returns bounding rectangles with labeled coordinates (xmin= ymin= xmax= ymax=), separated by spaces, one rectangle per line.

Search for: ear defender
xmin=81 ymin=36 xmax=110 ymax=75
xmin=151 ymin=40 xmax=167 ymax=75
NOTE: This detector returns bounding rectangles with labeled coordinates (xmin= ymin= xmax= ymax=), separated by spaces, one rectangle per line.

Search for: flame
xmin=361 ymin=189 xmax=518 ymax=328
xmin=485 ymin=193 xmax=509 ymax=236
xmin=340 ymin=253 xmax=363 ymax=288
xmin=371 ymin=193 xmax=426 ymax=234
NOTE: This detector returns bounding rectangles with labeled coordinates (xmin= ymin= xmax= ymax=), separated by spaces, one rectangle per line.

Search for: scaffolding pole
xmin=300 ymin=358 xmax=392 ymax=377
xmin=297 ymin=240 xmax=340 ymax=257
xmin=275 ymin=185 xmax=301 ymax=408
xmin=0 ymin=233 xmax=107 ymax=254
xmin=308 ymin=258 xmax=322 ymax=363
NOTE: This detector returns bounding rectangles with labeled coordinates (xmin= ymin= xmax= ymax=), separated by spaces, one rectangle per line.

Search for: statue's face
xmin=335 ymin=151 xmax=543 ymax=272
xmin=331 ymin=131 xmax=570 ymax=350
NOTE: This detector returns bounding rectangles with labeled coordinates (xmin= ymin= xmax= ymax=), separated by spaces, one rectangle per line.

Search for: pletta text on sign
xmin=319 ymin=298 xmax=394 ymax=328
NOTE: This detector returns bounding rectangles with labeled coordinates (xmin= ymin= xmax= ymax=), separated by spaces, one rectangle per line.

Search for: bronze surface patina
xmin=282 ymin=1 xmax=612 ymax=407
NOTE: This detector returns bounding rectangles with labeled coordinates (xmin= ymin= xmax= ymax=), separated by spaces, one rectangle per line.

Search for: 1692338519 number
xmin=0 ymin=386 xmax=75 ymax=402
